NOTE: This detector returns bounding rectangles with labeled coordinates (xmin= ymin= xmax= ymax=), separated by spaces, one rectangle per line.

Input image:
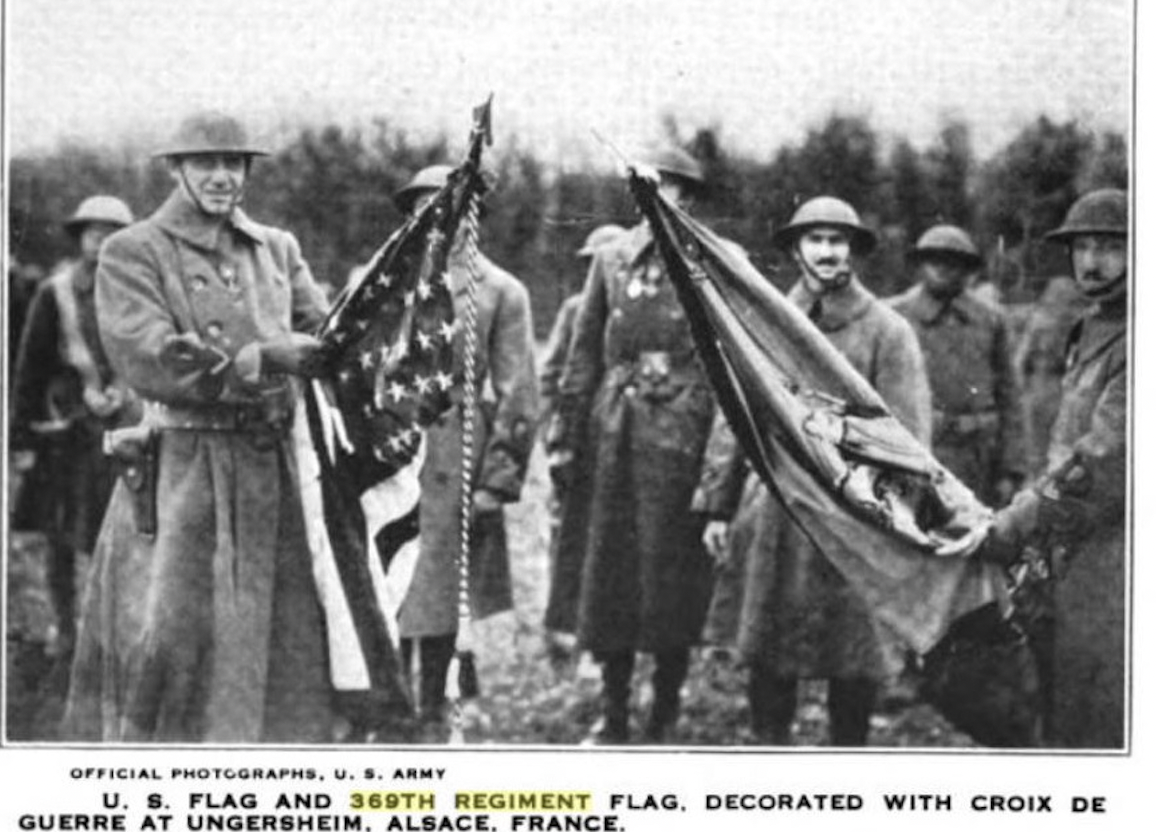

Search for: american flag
xmin=292 ymin=161 xmax=485 ymax=732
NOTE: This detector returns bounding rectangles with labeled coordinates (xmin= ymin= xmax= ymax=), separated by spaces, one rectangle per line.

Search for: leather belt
xmin=145 ymin=401 xmax=286 ymax=433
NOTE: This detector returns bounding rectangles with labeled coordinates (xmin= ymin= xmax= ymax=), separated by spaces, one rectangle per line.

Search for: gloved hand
xmin=83 ymin=385 xmax=126 ymax=419
xmin=1037 ymin=491 xmax=1089 ymax=543
xmin=260 ymin=333 xmax=326 ymax=377
xmin=161 ymin=332 xmax=229 ymax=374
xmin=472 ymin=488 xmax=504 ymax=518
xmin=976 ymin=489 xmax=1040 ymax=565
xmin=702 ymin=520 xmax=731 ymax=567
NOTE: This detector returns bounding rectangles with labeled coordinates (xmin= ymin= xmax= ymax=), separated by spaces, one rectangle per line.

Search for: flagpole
xmin=446 ymin=96 xmax=494 ymax=745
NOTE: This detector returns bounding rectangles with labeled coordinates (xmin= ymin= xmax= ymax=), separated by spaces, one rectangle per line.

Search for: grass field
xmin=4 ymin=441 xmax=974 ymax=749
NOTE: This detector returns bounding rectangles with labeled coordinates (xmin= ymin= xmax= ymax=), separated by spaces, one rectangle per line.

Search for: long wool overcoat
xmin=890 ymin=283 xmax=1024 ymax=504
xmin=999 ymin=296 xmax=1126 ymax=748
xmin=397 ymin=252 xmax=538 ymax=638
xmin=696 ymin=276 xmax=932 ymax=679
xmin=552 ymin=223 xmax=716 ymax=654
xmin=62 ymin=191 xmax=334 ymax=743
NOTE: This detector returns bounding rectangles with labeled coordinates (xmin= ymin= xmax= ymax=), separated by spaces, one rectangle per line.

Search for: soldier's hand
xmin=161 ymin=332 xmax=229 ymax=374
xmin=702 ymin=520 xmax=731 ymax=566
xmin=260 ymin=333 xmax=325 ymax=377
xmin=83 ymin=386 xmax=124 ymax=419
xmin=472 ymin=488 xmax=503 ymax=517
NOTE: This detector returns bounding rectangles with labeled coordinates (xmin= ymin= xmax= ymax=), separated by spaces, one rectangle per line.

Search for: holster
xmin=104 ymin=424 xmax=159 ymax=537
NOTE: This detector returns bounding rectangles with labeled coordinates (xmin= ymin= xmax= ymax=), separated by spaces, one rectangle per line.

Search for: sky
xmin=4 ymin=0 xmax=1134 ymax=165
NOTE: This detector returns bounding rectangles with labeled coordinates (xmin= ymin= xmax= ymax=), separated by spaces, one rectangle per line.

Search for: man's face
xmin=172 ymin=153 xmax=249 ymax=217
xmin=794 ymin=226 xmax=853 ymax=294
xmin=1070 ymin=234 xmax=1127 ymax=301
xmin=917 ymin=255 xmax=972 ymax=299
xmin=78 ymin=222 xmax=121 ymax=266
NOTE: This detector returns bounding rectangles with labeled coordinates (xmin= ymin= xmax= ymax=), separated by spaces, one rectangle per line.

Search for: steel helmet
xmin=909 ymin=224 xmax=983 ymax=267
xmin=772 ymin=196 xmax=877 ymax=255
xmin=645 ymin=147 xmax=705 ymax=186
xmin=154 ymin=111 xmax=268 ymax=159
xmin=393 ymin=165 xmax=455 ymax=213
xmin=1045 ymin=188 xmax=1128 ymax=241
xmin=64 ymin=195 xmax=134 ymax=231
xmin=577 ymin=224 xmax=627 ymax=257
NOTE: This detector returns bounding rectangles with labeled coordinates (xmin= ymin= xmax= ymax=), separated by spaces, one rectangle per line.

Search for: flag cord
xmin=448 ymin=191 xmax=482 ymax=744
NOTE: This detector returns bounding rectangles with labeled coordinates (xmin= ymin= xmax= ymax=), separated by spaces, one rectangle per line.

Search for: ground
xmin=4 ymin=443 xmax=974 ymax=748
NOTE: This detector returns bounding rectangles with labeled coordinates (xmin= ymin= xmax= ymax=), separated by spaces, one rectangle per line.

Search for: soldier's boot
xmin=416 ymin=634 xmax=457 ymax=744
xmin=584 ymin=651 xmax=633 ymax=745
xmin=748 ymin=664 xmax=796 ymax=745
xmin=643 ymin=649 xmax=690 ymax=744
xmin=828 ymin=677 xmax=876 ymax=747
xmin=46 ymin=541 xmax=77 ymax=658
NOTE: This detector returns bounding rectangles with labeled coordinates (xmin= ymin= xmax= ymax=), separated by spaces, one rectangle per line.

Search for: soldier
xmin=391 ymin=166 xmax=538 ymax=741
xmin=548 ymin=148 xmax=721 ymax=744
xmin=698 ymin=196 xmax=931 ymax=746
xmin=890 ymin=225 xmax=1024 ymax=506
xmin=11 ymin=195 xmax=138 ymax=658
xmin=982 ymin=188 xmax=1128 ymax=749
xmin=541 ymin=224 xmax=626 ymax=659
xmin=62 ymin=112 xmax=334 ymax=742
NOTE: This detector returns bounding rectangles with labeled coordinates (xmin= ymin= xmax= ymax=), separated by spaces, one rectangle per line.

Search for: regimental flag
xmin=292 ymin=161 xmax=486 ymax=727
xmin=628 ymin=172 xmax=1004 ymax=655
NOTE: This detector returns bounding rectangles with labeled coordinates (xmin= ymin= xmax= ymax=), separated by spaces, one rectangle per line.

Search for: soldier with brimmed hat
xmin=980 ymin=188 xmax=1128 ymax=749
xmin=11 ymin=194 xmax=138 ymax=658
xmin=889 ymin=225 xmax=1025 ymax=507
xmin=62 ymin=111 xmax=335 ymax=743
xmin=547 ymin=148 xmax=729 ymax=744
xmin=695 ymin=195 xmax=931 ymax=746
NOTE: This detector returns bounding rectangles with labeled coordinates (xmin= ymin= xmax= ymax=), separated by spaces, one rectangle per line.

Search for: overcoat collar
xmin=153 ymin=189 xmax=264 ymax=251
xmin=897 ymin=283 xmax=981 ymax=325
xmin=788 ymin=274 xmax=873 ymax=331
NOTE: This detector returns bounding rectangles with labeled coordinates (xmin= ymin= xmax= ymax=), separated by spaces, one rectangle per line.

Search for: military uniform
xmin=539 ymin=292 xmax=587 ymax=635
xmin=986 ymin=189 xmax=1128 ymax=749
xmin=397 ymin=251 xmax=537 ymax=643
xmin=12 ymin=197 xmax=138 ymax=654
xmin=890 ymin=283 xmax=1023 ymax=503
xmin=551 ymin=220 xmax=717 ymax=739
xmin=63 ymin=180 xmax=334 ymax=742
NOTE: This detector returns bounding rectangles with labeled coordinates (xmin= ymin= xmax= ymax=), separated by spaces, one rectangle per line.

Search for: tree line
xmin=8 ymin=113 xmax=1127 ymax=337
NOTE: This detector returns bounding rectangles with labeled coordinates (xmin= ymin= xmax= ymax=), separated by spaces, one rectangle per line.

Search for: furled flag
xmin=626 ymin=170 xmax=1004 ymax=657
xmin=291 ymin=139 xmax=489 ymax=732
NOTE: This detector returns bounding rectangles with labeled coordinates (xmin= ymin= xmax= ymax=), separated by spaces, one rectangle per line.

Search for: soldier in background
xmin=10 ymin=196 xmax=138 ymax=657
xmin=983 ymin=189 xmax=1128 ymax=749
xmin=548 ymin=149 xmax=720 ymax=744
xmin=698 ymin=197 xmax=931 ymax=746
xmin=540 ymin=224 xmax=626 ymax=662
xmin=890 ymin=225 xmax=1024 ymax=507
xmin=391 ymin=166 xmax=539 ymax=742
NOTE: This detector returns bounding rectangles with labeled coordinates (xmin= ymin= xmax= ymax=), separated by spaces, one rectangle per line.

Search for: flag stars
xmin=404 ymin=290 xmax=416 ymax=308
xmin=359 ymin=351 xmax=375 ymax=370
xmin=376 ymin=273 xmax=394 ymax=289
xmin=387 ymin=381 xmax=408 ymax=403
xmin=416 ymin=331 xmax=434 ymax=351
xmin=413 ymin=375 xmax=433 ymax=395
xmin=438 ymin=320 xmax=457 ymax=341
xmin=434 ymin=371 xmax=454 ymax=391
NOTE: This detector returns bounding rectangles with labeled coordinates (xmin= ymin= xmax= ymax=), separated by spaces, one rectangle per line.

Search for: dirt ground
xmin=4 ymin=443 xmax=974 ymax=748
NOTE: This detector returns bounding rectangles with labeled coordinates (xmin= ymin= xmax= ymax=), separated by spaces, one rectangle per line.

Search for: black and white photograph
xmin=1 ymin=0 xmax=1149 ymax=827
